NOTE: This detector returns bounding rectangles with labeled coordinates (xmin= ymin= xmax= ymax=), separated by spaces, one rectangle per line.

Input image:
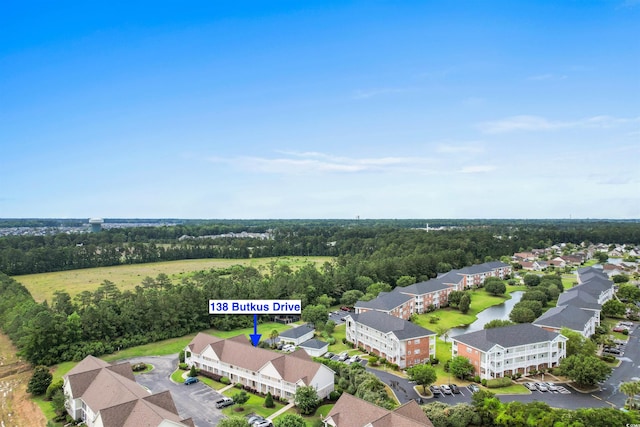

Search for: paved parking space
xmin=127 ymin=355 xmax=226 ymax=427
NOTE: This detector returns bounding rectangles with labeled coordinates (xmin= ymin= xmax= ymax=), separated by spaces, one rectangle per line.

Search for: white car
xmin=282 ymin=344 xmax=295 ymax=352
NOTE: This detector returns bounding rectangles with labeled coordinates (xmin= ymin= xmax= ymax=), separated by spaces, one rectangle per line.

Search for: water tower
xmin=89 ymin=218 xmax=104 ymax=232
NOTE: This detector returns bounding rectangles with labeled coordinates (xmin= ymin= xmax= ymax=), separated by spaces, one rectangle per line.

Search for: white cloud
xmin=458 ymin=165 xmax=496 ymax=174
xmin=209 ymin=151 xmax=437 ymax=174
xmin=478 ymin=115 xmax=640 ymax=134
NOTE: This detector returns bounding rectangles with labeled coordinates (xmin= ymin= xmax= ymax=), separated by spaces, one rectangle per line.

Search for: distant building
xmin=89 ymin=218 xmax=104 ymax=232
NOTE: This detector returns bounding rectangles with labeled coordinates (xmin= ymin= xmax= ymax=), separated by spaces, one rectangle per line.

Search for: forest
xmin=1 ymin=220 xmax=640 ymax=366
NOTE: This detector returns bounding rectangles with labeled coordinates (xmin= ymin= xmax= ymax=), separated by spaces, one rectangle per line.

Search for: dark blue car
xmin=184 ymin=377 xmax=199 ymax=385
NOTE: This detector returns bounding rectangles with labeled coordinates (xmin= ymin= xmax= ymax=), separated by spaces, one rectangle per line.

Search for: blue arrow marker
xmin=249 ymin=314 xmax=262 ymax=347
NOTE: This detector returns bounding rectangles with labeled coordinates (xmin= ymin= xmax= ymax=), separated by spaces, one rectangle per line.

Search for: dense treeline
xmin=2 ymin=220 xmax=640 ymax=276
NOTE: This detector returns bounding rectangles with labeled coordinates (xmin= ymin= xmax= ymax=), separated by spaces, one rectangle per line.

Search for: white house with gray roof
xmin=278 ymin=324 xmax=315 ymax=346
xmin=451 ymin=323 xmax=567 ymax=380
xmin=344 ymin=311 xmax=436 ymax=368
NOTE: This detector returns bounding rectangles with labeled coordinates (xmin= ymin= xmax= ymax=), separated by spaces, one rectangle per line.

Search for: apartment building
xmin=451 ymin=323 xmax=567 ymax=380
xmin=354 ymin=291 xmax=414 ymax=320
xmin=185 ymin=333 xmax=334 ymax=399
xmin=63 ymin=356 xmax=193 ymax=427
xmin=344 ymin=311 xmax=436 ymax=368
xmin=323 ymin=392 xmax=433 ymax=427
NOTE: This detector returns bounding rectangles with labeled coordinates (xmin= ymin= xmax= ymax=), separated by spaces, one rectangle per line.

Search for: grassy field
xmin=221 ymin=388 xmax=285 ymax=418
xmin=284 ymin=403 xmax=334 ymax=426
xmin=13 ymin=256 xmax=333 ymax=302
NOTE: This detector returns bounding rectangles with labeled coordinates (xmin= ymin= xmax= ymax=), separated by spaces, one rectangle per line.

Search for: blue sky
xmin=1 ymin=1 xmax=638 ymax=219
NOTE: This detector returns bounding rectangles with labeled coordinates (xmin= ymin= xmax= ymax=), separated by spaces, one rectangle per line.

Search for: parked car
xmin=604 ymin=347 xmax=622 ymax=355
xmin=184 ymin=377 xmax=198 ymax=385
xmin=254 ymin=421 xmax=273 ymax=427
xmin=524 ymin=382 xmax=537 ymax=391
xmin=215 ymin=397 xmax=234 ymax=408
xmin=468 ymin=384 xmax=480 ymax=393
xmin=613 ymin=326 xmax=629 ymax=333
xmin=430 ymin=385 xmax=442 ymax=397
xmin=338 ymin=352 xmax=349 ymax=361
xmin=544 ymin=382 xmax=558 ymax=392
xmin=341 ymin=306 xmax=352 ymax=312
xmin=349 ymin=355 xmax=360 ymax=363
xmin=449 ymin=384 xmax=460 ymax=394
xmin=535 ymin=382 xmax=548 ymax=392
xmin=282 ymin=344 xmax=295 ymax=352
xmin=247 ymin=416 xmax=264 ymax=425
xmin=441 ymin=385 xmax=452 ymax=395
xmin=324 ymin=352 xmax=334 ymax=359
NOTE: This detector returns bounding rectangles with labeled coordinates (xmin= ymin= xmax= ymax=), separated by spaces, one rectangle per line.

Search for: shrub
xmin=368 ymin=355 xmax=379 ymax=365
xmin=179 ymin=363 xmax=188 ymax=370
xmin=329 ymin=390 xmax=342 ymax=401
xmin=429 ymin=356 xmax=439 ymax=365
xmin=473 ymin=375 xmax=481 ymax=383
xmin=45 ymin=379 xmax=63 ymax=401
xmin=486 ymin=377 xmax=513 ymax=388
xmin=481 ymin=379 xmax=487 ymax=387
xmin=342 ymin=338 xmax=347 ymax=344
xmin=623 ymin=329 xmax=629 ymax=336
xmin=600 ymin=354 xmax=616 ymax=363
xmin=235 ymin=382 xmax=244 ymax=389
xmin=179 ymin=350 xmax=185 ymax=364
xmin=132 ymin=362 xmax=147 ymax=372
xmin=27 ymin=366 xmax=52 ymax=396
xmin=264 ymin=392 xmax=274 ymax=408
xmin=188 ymin=365 xmax=198 ymax=378
xmin=220 ymin=376 xmax=231 ymax=385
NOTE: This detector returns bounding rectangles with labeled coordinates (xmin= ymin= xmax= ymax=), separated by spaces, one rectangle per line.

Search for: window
xmin=414 ymin=349 xmax=420 ymax=355
xmin=467 ymin=347 xmax=472 ymax=353
xmin=414 ymin=339 xmax=420 ymax=344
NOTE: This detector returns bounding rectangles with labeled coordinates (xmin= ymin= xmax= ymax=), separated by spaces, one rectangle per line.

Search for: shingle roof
xmin=279 ymin=324 xmax=315 ymax=339
xmin=482 ymin=261 xmax=511 ymax=269
xmin=436 ymin=270 xmax=464 ymax=285
xmin=396 ymin=278 xmax=450 ymax=296
xmin=354 ymin=291 xmax=413 ymax=311
xmin=325 ymin=393 xmax=433 ymax=427
xmin=64 ymin=357 xmax=190 ymax=427
xmin=348 ymin=311 xmax=435 ymax=341
xmin=533 ymin=305 xmax=595 ymax=332
xmin=452 ymin=323 xmax=562 ymax=352
xmin=187 ymin=333 xmax=330 ymax=385
xmin=557 ymin=289 xmax=601 ymax=310
xmin=299 ymin=339 xmax=328 ymax=350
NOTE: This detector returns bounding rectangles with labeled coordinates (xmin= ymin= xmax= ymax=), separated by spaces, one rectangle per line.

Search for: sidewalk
xmin=266 ymin=401 xmax=295 ymax=420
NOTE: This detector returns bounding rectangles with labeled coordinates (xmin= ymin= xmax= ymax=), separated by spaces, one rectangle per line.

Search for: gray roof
xmin=355 ymin=291 xmax=413 ymax=311
xmin=577 ymin=267 xmax=607 ymax=279
xmin=348 ymin=311 xmax=435 ymax=341
xmin=299 ymin=339 xmax=328 ymax=350
xmin=279 ymin=324 xmax=315 ymax=339
xmin=482 ymin=261 xmax=511 ymax=269
xmin=452 ymin=323 xmax=562 ymax=351
xmin=580 ymin=276 xmax=613 ymax=290
xmin=396 ymin=279 xmax=450 ymax=296
xmin=533 ymin=305 xmax=594 ymax=332
xmin=557 ymin=289 xmax=601 ymax=310
xmin=456 ymin=264 xmax=493 ymax=275
xmin=436 ymin=270 xmax=464 ymax=285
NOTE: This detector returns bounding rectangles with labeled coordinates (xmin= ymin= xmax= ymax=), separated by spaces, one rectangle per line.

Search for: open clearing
xmin=0 ymin=332 xmax=47 ymax=427
xmin=13 ymin=256 xmax=333 ymax=302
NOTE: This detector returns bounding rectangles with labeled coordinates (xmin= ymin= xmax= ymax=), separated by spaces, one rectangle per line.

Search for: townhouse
xmin=185 ymin=333 xmax=334 ymax=400
xmin=451 ymin=323 xmax=567 ymax=380
xmin=323 ymin=392 xmax=433 ymax=427
xmin=344 ymin=311 xmax=436 ymax=368
xmin=576 ymin=267 xmax=615 ymax=304
xmin=63 ymin=355 xmax=193 ymax=427
xmin=390 ymin=277 xmax=453 ymax=314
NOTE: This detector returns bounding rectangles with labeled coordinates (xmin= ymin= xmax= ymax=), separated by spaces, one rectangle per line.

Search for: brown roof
xmin=64 ymin=356 xmax=189 ymax=427
xmin=188 ymin=333 xmax=326 ymax=385
xmin=325 ymin=393 xmax=433 ymax=427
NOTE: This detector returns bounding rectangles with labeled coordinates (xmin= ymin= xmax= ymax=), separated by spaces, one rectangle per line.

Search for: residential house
xmin=533 ymin=305 xmax=598 ymax=337
xmin=354 ymin=291 xmax=414 ymax=320
xmin=298 ymin=339 xmax=329 ymax=358
xmin=451 ymin=324 xmax=567 ymax=380
xmin=185 ymin=334 xmax=334 ymax=399
xmin=323 ymin=391 xmax=433 ymax=427
xmin=556 ymin=289 xmax=602 ymax=322
xmin=514 ymin=252 xmax=536 ymax=261
xmin=344 ymin=311 xmax=436 ymax=368
xmin=278 ymin=324 xmax=315 ymax=346
xmin=63 ymin=356 xmax=193 ymax=427
xmin=576 ymin=268 xmax=615 ymax=304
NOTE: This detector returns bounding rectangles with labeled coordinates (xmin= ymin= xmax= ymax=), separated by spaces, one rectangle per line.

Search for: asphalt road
xmin=128 ymin=355 xmax=226 ymax=427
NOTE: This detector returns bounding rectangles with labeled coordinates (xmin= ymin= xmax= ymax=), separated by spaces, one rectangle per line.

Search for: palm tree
xmin=270 ymin=329 xmax=279 ymax=348
xmin=620 ymin=380 xmax=640 ymax=408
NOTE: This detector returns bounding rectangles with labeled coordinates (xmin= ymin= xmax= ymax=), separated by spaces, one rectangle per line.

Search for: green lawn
xmin=283 ymin=403 xmax=334 ymax=427
xmin=221 ymin=388 xmax=284 ymax=418
xmin=327 ymin=324 xmax=351 ymax=353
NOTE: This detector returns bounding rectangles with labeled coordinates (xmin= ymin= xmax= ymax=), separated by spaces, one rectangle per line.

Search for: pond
xmin=444 ymin=291 xmax=524 ymax=339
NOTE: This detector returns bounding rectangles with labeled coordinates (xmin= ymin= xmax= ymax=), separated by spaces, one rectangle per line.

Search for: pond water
xmin=444 ymin=291 xmax=524 ymax=339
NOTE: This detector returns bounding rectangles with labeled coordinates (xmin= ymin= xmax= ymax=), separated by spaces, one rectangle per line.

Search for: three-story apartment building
xmin=344 ymin=311 xmax=436 ymax=368
xmin=451 ymin=324 xmax=567 ymax=380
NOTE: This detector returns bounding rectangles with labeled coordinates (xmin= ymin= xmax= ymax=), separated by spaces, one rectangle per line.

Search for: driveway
xmin=127 ymin=355 xmax=226 ymax=427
